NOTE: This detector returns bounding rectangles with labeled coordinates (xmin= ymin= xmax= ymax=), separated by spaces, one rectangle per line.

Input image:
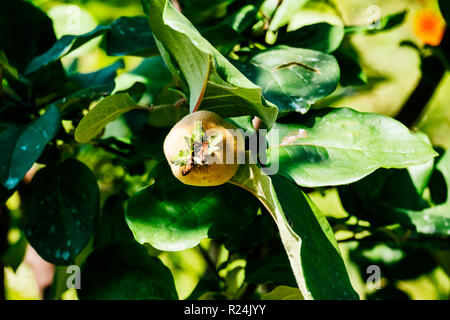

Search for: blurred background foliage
xmin=1 ymin=0 xmax=449 ymax=300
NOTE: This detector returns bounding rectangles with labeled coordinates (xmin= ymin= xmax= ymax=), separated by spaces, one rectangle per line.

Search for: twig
xmin=198 ymin=245 xmax=222 ymax=282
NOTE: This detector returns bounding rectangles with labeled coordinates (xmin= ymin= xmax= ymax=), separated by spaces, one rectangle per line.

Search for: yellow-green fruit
xmin=163 ymin=111 xmax=244 ymax=186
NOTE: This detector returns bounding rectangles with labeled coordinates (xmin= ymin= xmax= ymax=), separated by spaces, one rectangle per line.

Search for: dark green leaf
xmin=246 ymin=254 xmax=297 ymax=287
xmin=95 ymin=192 xmax=135 ymax=249
xmin=277 ymin=23 xmax=344 ymax=53
xmin=0 ymin=105 xmax=61 ymax=190
xmin=268 ymin=108 xmax=438 ymax=187
xmin=25 ymin=25 xmax=109 ymax=74
xmin=79 ymin=242 xmax=178 ymax=299
xmin=24 ymin=158 xmax=100 ymax=265
xmin=105 ymin=17 xmax=158 ymax=57
xmin=70 ymin=59 xmax=124 ymax=91
xmin=126 ymin=163 xmax=258 ymax=251
xmin=0 ymin=1 xmax=58 ymax=72
xmin=237 ymin=46 xmax=340 ymax=114
xmin=333 ymin=49 xmax=367 ymax=86
xmin=439 ymin=0 xmax=450 ymax=24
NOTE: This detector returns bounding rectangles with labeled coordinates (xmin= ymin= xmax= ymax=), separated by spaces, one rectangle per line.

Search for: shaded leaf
xmin=126 ymin=163 xmax=258 ymax=251
xmin=79 ymin=242 xmax=178 ymax=299
xmin=25 ymin=25 xmax=109 ymax=74
xmin=0 ymin=1 xmax=58 ymax=72
xmin=24 ymin=158 xmax=100 ymax=265
xmin=0 ymin=105 xmax=60 ymax=190
xmin=277 ymin=23 xmax=344 ymax=53
xmin=105 ymin=16 xmax=158 ymax=57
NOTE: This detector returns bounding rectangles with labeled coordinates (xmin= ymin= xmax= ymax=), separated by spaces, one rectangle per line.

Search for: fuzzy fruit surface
xmin=163 ymin=111 xmax=244 ymax=186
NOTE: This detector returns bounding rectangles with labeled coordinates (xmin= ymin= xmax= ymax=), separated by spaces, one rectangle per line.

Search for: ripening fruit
xmin=163 ymin=111 xmax=244 ymax=186
xmin=413 ymin=10 xmax=446 ymax=46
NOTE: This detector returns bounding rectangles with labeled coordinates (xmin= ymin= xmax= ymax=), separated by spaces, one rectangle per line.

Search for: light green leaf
xmin=237 ymin=46 xmax=339 ymax=114
xmin=0 ymin=105 xmax=60 ymax=190
xmin=230 ymin=161 xmax=358 ymax=300
xmin=24 ymin=158 xmax=100 ymax=265
xmin=268 ymin=0 xmax=308 ymax=32
xmin=261 ymin=285 xmax=304 ymax=300
xmin=268 ymin=108 xmax=438 ymax=187
xmin=146 ymin=0 xmax=278 ymax=127
xmin=74 ymin=93 xmax=138 ymax=143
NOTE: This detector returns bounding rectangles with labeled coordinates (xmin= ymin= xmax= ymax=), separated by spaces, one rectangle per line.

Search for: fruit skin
xmin=163 ymin=111 xmax=244 ymax=186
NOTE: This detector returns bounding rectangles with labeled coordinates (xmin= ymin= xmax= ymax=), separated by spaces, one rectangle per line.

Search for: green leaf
xmin=230 ymin=161 xmax=358 ymax=300
xmin=261 ymin=285 xmax=303 ymax=300
xmin=25 ymin=24 xmax=109 ymax=74
xmin=78 ymin=242 xmax=178 ymax=300
xmin=339 ymin=150 xmax=450 ymax=235
xmin=24 ymin=158 xmax=100 ymax=265
xmin=246 ymin=254 xmax=297 ymax=287
xmin=69 ymin=59 xmax=124 ymax=91
xmin=268 ymin=108 xmax=438 ymax=187
xmin=0 ymin=51 xmax=19 ymax=80
xmin=237 ymin=46 xmax=339 ymax=114
xmin=268 ymin=0 xmax=308 ymax=32
xmin=277 ymin=23 xmax=345 ymax=53
xmin=94 ymin=192 xmax=135 ymax=249
xmin=125 ymin=163 xmax=258 ymax=251
xmin=0 ymin=1 xmax=58 ymax=72
xmin=333 ymin=49 xmax=367 ymax=86
xmin=105 ymin=16 xmax=158 ymax=57
xmin=439 ymin=0 xmax=450 ymax=24
xmin=0 ymin=105 xmax=61 ymax=190
xmin=394 ymin=150 xmax=450 ymax=236
xmin=74 ymin=93 xmax=137 ymax=143
xmin=345 ymin=11 xmax=407 ymax=35
xmin=146 ymin=0 xmax=278 ymax=127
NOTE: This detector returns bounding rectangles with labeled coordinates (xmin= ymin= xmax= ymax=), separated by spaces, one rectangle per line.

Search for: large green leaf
xmin=146 ymin=0 xmax=278 ymax=127
xmin=277 ymin=23 xmax=344 ymax=53
xmin=0 ymin=105 xmax=60 ymax=190
xmin=24 ymin=158 xmax=100 ymax=265
xmin=78 ymin=242 xmax=178 ymax=300
xmin=74 ymin=93 xmax=138 ymax=143
xmin=126 ymin=163 xmax=258 ymax=251
xmin=267 ymin=108 xmax=438 ymax=187
xmin=237 ymin=46 xmax=340 ymax=114
xmin=230 ymin=161 xmax=358 ymax=300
